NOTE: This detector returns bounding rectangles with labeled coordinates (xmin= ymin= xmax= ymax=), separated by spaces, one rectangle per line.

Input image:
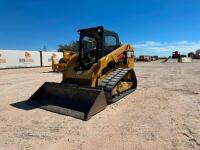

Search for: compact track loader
xmin=27 ymin=26 xmax=137 ymax=120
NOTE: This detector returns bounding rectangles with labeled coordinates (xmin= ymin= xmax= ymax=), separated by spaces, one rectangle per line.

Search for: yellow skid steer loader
xmin=27 ymin=26 xmax=137 ymax=120
xmin=52 ymin=51 xmax=75 ymax=72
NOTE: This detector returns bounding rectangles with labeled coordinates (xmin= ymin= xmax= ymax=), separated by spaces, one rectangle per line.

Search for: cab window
xmin=105 ymin=36 xmax=117 ymax=47
xmin=82 ymin=36 xmax=97 ymax=52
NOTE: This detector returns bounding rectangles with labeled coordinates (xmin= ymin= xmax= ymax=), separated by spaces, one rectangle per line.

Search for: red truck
xmin=172 ymin=51 xmax=180 ymax=59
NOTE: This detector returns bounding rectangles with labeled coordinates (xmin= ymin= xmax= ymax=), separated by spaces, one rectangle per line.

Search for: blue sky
xmin=0 ymin=0 xmax=200 ymax=56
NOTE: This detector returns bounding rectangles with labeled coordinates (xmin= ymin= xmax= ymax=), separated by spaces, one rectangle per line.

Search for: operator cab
xmin=78 ymin=26 xmax=120 ymax=69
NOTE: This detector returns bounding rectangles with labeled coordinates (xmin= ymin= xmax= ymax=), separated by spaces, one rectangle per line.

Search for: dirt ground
xmin=0 ymin=60 xmax=200 ymax=150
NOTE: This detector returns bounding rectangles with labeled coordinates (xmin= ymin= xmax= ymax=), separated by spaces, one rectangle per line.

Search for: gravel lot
xmin=0 ymin=60 xmax=200 ymax=150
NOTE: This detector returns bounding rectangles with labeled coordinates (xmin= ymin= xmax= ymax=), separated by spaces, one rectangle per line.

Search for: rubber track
xmin=99 ymin=68 xmax=136 ymax=103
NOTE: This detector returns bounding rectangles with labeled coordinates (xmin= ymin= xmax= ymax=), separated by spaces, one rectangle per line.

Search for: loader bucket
xmin=26 ymin=82 xmax=107 ymax=120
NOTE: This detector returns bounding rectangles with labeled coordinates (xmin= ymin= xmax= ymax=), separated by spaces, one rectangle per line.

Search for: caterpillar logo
xmin=0 ymin=53 xmax=6 ymax=63
xmin=19 ymin=51 xmax=34 ymax=63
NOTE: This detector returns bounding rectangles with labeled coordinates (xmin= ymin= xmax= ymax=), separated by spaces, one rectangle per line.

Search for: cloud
xmin=134 ymin=40 xmax=200 ymax=56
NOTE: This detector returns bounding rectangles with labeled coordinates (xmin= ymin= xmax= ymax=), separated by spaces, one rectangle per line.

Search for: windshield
xmin=82 ymin=36 xmax=97 ymax=52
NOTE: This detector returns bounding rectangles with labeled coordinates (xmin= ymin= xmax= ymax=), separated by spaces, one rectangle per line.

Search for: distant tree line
xmin=57 ymin=41 xmax=78 ymax=52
